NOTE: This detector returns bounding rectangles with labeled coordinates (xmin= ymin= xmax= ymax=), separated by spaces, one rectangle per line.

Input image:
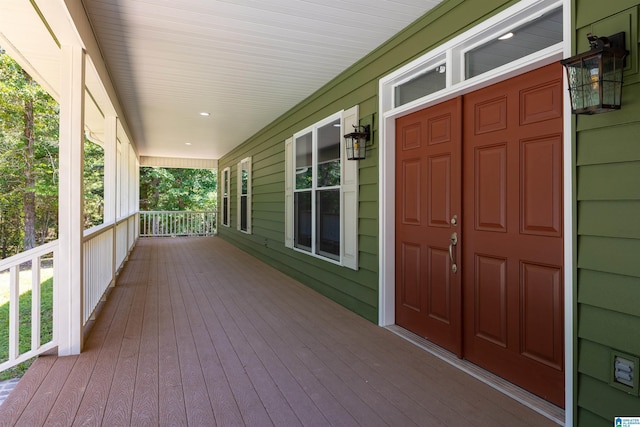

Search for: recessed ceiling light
xmin=498 ymin=32 xmax=514 ymax=40
xmin=185 ymin=142 xmax=192 ymax=146
xmin=199 ymin=112 xmax=210 ymax=116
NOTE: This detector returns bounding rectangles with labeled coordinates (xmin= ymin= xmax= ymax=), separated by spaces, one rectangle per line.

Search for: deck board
xmin=156 ymin=249 xmax=188 ymax=427
xmin=0 ymin=237 xmax=560 ymax=426
xmin=167 ymin=255 xmax=217 ymax=426
xmin=0 ymin=350 xmax=56 ymax=427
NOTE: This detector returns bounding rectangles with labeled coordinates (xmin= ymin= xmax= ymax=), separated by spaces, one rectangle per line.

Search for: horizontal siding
xmin=578 ymin=200 xmax=640 ymax=239
xmin=575 ymin=2 xmax=640 ymax=423
xmin=578 ymin=235 xmax=640 ymax=277
xmin=578 ymin=269 xmax=640 ymax=317
xmin=578 ymin=339 xmax=612 ymax=384
xmin=577 ymin=162 xmax=640 ymax=200
xmin=577 ymin=122 xmax=640 ymax=166
xmin=578 ymin=374 xmax=640 ymax=423
xmin=576 ymin=0 xmax=640 ymax=28
xmin=578 ymin=304 xmax=640 ymax=355
xmin=577 ymin=407 xmax=609 ymax=427
xmin=139 ymin=156 xmax=218 ymax=169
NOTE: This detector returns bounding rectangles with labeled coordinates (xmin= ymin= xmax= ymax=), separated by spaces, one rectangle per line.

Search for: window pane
xmin=295 ymin=132 xmax=313 ymax=189
xmin=223 ymin=170 xmax=229 ymax=196
xmin=465 ymin=8 xmax=563 ymax=79
xmin=316 ymin=189 xmax=340 ymax=260
xmin=223 ymin=198 xmax=228 ymax=225
xmin=317 ymin=119 xmax=340 ymax=187
xmin=294 ymin=191 xmax=312 ymax=252
xmin=395 ymin=65 xmax=446 ymax=107
xmin=240 ymin=195 xmax=247 ymax=231
xmin=241 ymin=168 xmax=248 ymax=195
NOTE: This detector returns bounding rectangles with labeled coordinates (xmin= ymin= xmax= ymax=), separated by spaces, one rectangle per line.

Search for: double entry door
xmin=395 ymin=63 xmax=564 ymax=407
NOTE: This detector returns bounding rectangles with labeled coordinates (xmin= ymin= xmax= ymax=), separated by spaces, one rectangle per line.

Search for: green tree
xmin=0 ymin=50 xmax=59 ymax=257
xmin=84 ymin=139 xmax=104 ymax=228
xmin=139 ymin=167 xmax=217 ymax=211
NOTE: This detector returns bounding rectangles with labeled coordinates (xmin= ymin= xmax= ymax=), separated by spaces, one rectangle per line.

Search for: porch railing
xmin=140 ymin=211 xmax=217 ymax=237
xmin=0 ymin=213 xmax=139 ymax=374
xmin=84 ymin=213 xmax=138 ymax=325
xmin=0 ymin=241 xmax=58 ymax=372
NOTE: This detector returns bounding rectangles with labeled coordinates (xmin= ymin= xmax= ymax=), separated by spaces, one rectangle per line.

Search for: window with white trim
xmin=381 ymin=0 xmax=563 ymax=112
xmin=237 ymin=157 xmax=251 ymax=233
xmin=284 ymin=107 xmax=359 ymax=270
xmin=221 ymin=167 xmax=230 ymax=227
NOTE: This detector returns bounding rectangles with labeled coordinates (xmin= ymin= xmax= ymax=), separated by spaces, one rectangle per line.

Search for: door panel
xmin=463 ymin=63 xmax=564 ymax=407
xmin=395 ymin=97 xmax=462 ymax=356
xmin=427 ymin=247 xmax=451 ymax=323
xmin=474 ymin=254 xmax=508 ymax=347
xmin=474 ymin=144 xmax=507 ymax=232
xmin=401 ymin=159 xmax=422 ymax=224
xmin=520 ymin=135 xmax=563 ymax=236
xmin=399 ymin=242 xmax=421 ymax=312
xmin=520 ymin=262 xmax=563 ymax=370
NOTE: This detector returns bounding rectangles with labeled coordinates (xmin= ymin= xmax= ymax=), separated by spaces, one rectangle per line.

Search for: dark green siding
xmin=575 ymin=2 xmax=640 ymax=425
xmin=216 ymin=0 xmax=520 ymax=323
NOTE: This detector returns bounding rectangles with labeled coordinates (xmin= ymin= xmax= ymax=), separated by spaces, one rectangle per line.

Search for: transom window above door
xmin=382 ymin=0 xmax=564 ymax=112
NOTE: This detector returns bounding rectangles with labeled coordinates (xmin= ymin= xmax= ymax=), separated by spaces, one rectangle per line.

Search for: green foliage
xmin=0 ymin=276 xmax=54 ymax=380
xmin=84 ymin=140 xmax=104 ymax=228
xmin=139 ymin=167 xmax=217 ymax=211
xmin=0 ymin=52 xmax=106 ymax=252
xmin=0 ymin=52 xmax=59 ymax=257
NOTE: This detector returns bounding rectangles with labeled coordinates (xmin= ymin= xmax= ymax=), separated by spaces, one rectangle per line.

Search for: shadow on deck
xmin=0 ymin=237 xmax=559 ymax=426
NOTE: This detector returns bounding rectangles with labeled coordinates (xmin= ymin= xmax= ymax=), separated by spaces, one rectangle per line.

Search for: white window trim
xmin=237 ymin=157 xmax=251 ymax=234
xmin=285 ymin=107 xmax=359 ymax=270
xmin=221 ymin=167 xmax=230 ymax=227
xmin=377 ymin=0 xmax=573 ymax=424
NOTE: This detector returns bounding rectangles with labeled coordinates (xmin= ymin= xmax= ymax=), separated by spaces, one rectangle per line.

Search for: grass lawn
xmin=0 ymin=267 xmax=54 ymax=306
xmin=0 ymin=273 xmax=54 ymax=380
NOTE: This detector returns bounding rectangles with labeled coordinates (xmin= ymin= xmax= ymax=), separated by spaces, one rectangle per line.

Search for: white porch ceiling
xmin=79 ymin=0 xmax=444 ymax=159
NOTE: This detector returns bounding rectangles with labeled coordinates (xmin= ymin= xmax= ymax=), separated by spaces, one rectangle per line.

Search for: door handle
xmin=449 ymin=232 xmax=458 ymax=274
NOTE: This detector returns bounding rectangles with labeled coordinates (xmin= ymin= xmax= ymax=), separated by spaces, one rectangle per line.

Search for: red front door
xmin=395 ymin=63 xmax=564 ymax=407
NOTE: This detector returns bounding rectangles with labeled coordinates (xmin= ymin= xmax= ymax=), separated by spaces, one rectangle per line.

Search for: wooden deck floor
xmin=0 ymin=237 xmax=559 ymax=426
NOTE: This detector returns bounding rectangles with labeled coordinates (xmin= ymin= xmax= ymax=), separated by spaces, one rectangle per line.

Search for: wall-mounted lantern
xmin=344 ymin=124 xmax=371 ymax=160
xmin=560 ymin=32 xmax=628 ymax=114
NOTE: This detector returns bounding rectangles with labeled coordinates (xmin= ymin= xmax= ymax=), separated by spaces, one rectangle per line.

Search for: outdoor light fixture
xmin=344 ymin=124 xmax=371 ymax=160
xmin=560 ymin=32 xmax=628 ymax=114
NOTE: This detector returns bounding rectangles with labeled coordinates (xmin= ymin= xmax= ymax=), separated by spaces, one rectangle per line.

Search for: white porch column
xmin=58 ymin=45 xmax=85 ymax=356
xmin=104 ymin=116 xmax=117 ymax=224
xmin=120 ymin=140 xmax=129 ymax=218
xmin=128 ymin=145 xmax=136 ymax=216
xmin=104 ymin=116 xmax=118 ymax=282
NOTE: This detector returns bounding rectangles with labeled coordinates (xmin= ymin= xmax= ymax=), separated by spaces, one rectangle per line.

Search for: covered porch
xmin=0 ymin=237 xmax=559 ymax=426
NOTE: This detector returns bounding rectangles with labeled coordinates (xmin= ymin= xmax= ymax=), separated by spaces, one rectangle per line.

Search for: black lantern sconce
xmin=560 ymin=32 xmax=628 ymax=114
xmin=344 ymin=124 xmax=371 ymax=160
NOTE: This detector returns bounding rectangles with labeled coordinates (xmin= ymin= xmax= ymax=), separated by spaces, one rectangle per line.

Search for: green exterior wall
xmin=574 ymin=1 xmax=640 ymax=425
xmin=217 ymin=0 xmax=520 ymax=324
